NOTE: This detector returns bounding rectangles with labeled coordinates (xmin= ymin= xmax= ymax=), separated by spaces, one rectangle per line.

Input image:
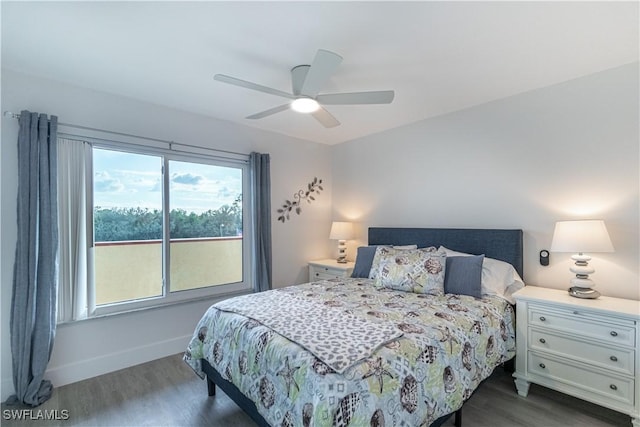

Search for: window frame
xmin=86 ymin=140 xmax=253 ymax=317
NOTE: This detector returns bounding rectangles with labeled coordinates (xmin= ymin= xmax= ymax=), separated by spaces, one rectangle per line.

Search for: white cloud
xmin=171 ymin=172 xmax=204 ymax=185
xmin=94 ymin=171 xmax=124 ymax=192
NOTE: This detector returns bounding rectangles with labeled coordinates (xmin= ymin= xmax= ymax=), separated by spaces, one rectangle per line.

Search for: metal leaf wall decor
xmin=277 ymin=177 xmax=323 ymax=223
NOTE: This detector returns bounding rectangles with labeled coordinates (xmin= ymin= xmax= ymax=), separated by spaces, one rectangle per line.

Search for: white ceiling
xmin=2 ymin=1 xmax=638 ymax=145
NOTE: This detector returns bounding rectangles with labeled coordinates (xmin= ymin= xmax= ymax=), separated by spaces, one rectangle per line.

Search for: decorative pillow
xmin=373 ymin=247 xmax=446 ymax=295
xmin=444 ymin=255 xmax=484 ymax=298
xmin=352 ymin=245 xmax=419 ymax=278
xmin=368 ymin=245 xmax=419 ymax=279
xmin=351 ymin=246 xmax=378 ymax=278
xmin=439 ymin=246 xmax=525 ymax=303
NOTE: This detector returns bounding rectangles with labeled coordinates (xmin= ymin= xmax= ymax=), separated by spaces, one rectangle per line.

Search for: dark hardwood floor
xmin=1 ymin=353 xmax=630 ymax=427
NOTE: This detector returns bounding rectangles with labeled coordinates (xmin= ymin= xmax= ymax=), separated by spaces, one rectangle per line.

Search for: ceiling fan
xmin=214 ymin=49 xmax=395 ymax=128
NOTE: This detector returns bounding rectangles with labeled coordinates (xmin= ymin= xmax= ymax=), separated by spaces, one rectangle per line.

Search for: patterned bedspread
xmin=184 ymin=278 xmax=516 ymax=427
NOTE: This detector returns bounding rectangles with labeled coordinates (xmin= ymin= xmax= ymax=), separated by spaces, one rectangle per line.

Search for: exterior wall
xmin=94 ymin=238 xmax=243 ymax=304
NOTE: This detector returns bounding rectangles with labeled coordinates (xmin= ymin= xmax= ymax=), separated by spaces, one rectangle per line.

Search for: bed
xmin=184 ymin=227 xmax=524 ymax=427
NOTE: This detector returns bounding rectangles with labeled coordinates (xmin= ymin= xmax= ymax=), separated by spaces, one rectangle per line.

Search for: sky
xmin=93 ymin=148 xmax=242 ymax=213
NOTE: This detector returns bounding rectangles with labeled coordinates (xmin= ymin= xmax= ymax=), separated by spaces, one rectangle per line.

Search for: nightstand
xmin=512 ymin=286 xmax=639 ymax=427
xmin=308 ymin=259 xmax=354 ymax=282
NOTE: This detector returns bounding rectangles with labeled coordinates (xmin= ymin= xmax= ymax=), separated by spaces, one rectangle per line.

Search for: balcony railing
xmin=94 ymin=236 xmax=242 ymax=305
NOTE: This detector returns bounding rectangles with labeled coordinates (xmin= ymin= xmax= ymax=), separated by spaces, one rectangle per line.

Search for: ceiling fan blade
xmin=311 ymin=106 xmax=340 ymax=128
xmin=291 ymin=65 xmax=309 ymax=96
xmin=214 ymin=74 xmax=294 ymax=99
xmin=246 ymin=104 xmax=290 ymax=119
xmin=316 ymin=90 xmax=395 ymax=105
xmin=300 ymin=50 xmax=343 ymax=97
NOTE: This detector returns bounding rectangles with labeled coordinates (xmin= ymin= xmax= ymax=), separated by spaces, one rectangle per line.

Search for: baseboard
xmin=44 ymin=334 xmax=192 ymax=389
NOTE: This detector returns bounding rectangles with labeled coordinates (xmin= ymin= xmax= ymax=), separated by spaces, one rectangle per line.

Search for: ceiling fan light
xmin=291 ymin=98 xmax=319 ymax=113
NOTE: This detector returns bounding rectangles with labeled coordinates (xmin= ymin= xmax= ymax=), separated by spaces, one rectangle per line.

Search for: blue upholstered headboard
xmin=368 ymin=227 xmax=523 ymax=278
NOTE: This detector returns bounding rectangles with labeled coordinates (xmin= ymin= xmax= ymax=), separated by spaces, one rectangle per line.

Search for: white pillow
xmin=438 ymin=246 xmax=524 ymax=304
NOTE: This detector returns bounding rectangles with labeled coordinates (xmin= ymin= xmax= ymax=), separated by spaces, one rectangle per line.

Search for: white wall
xmin=332 ymin=63 xmax=639 ymax=301
xmin=0 ymin=69 xmax=333 ymax=400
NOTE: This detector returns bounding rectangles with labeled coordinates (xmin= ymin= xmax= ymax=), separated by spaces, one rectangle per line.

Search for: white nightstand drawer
xmin=529 ymin=306 xmax=636 ymax=347
xmin=311 ymin=270 xmax=344 ymax=281
xmin=308 ymin=260 xmax=354 ymax=282
xmin=528 ymin=352 xmax=634 ymax=408
xmin=530 ymin=328 xmax=635 ymax=375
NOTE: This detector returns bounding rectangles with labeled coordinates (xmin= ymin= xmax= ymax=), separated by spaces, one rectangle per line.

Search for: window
xmin=93 ymin=149 xmax=164 ymax=305
xmin=87 ymin=143 xmax=251 ymax=316
xmin=168 ymin=160 xmax=243 ymax=292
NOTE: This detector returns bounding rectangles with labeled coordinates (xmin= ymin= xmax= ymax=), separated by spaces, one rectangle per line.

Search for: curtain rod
xmin=3 ymin=111 xmax=248 ymax=158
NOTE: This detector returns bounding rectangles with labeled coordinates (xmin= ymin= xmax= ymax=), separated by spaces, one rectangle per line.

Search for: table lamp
xmin=329 ymin=221 xmax=353 ymax=263
xmin=550 ymin=220 xmax=614 ymax=299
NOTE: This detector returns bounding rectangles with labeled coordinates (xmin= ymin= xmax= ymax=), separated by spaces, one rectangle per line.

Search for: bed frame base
xmin=202 ymin=359 xmax=461 ymax=427
xmin=203 ymin=359 xmax=269 ymax=426
xmin=207 ymin=376 xmax=215 ymax=396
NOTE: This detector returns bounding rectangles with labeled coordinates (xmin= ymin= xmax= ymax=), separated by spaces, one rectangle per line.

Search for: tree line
xmin=94 ymin=196 xmax=242 ymax=242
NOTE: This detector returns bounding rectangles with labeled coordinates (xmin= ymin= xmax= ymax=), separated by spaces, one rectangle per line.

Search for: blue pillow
xmin=351 ymin=246 xmax=378 ymax=278
xmin=444 ymin=255 xmax=484 ymax=298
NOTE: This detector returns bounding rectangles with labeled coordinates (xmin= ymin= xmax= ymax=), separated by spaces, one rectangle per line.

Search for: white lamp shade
xmin=550 ymin=220 xmax=614 ymax=253
xmin=329 ymin=221 xmax=354 ymax=240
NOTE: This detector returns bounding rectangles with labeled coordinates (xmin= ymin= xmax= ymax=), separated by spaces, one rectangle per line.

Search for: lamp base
xmin=567 ymin=252 xmax=600 ymax=298
xmin=336 ymin=239 xmax=347 ymax=264
xmin=568 ymin=286 xmax=600 ymax=299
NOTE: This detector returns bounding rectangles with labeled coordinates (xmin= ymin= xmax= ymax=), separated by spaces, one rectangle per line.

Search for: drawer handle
xmin=610 ymin=356 xmax=618 ymax=362
xmin=610 ymin=384 xmax=617 ymax=391
xmin=539 ymin=338 xmax=546 ymax=344
xmin=610 ymin=331 xmax=618 ymax=337
xmin=539 ymin=316 xmax=546 ymax=321
xmin=539 ymin=363 xmax=546 ymax=369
